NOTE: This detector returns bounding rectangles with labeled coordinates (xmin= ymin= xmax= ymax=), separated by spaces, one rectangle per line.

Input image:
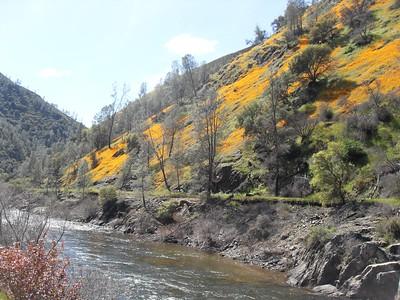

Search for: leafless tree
xmin=194 ymin=89 xmax=224 ymax=199
xmin=0 ymin=183 xmax=66 ymax=247
xmin=105 ymin=83 xmax=129 ymax=148
xmin=146 ymin=123 xmax=171 ymax=192
xmin=182 ymin=54 xmax=198 ymax=98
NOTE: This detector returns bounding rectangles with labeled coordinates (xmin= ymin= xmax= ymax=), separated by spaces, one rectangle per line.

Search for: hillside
xmin=67 ymin=0 xmax=400 ymax=200
xmin=0 ymin=73 xmax=82 ymax=174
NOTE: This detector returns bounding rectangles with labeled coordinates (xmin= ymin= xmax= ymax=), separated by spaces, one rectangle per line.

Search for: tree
xmin=341 ymin=0 xmax=374 ymax=45
xmin=271 ymin=16 xmax=286 ymax=33
xmin=290 ymin=44 xmax=333 ymax=84
xmin=310 ymin=140 xmax=368 ymax=204
xmin=257 ymin=73 xmax=292 ymax=196
xmin=181 ymin=54 xmax=198 ymax=98
xmin=170 ymin=132 xmax=185 ymax=191
xmin=165 ymin=61 xmax=186 ymax=105
xmin=310 ymin=18 xmax=339 ymax=45
xmin=99 ymin=83 xmax=129 ymax=149
xmin=285 ymin=0 xmax=307 ymax=35
xmin=246 ymin=25 xmax=268 ymax=45
xmin=194 ymin=89 xmax=224 ymax=199
xmin=76 ymin=160 xmax=91 ymax=200
xmin=133 ymin=139 xmax=151 ymax=209
xmin=145 ymin=123 xmax=171 ymax=192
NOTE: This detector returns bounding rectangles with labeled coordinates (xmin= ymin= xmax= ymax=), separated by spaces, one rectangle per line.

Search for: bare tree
xmin=194 ymin=89 xmax=224 ymax=199
xmin=165 ymin=61 xmax=186 ymax=105
xmin=105 ymin=83 xmax=129 ymax=148
xmin=76 ymin=160 xmax=91 ymax=200
xmin=182 ymin=54 xmax=198 ymax=98
xmin=285 ymin=0 xmax=307 ymax=35
xmin=146 ymin=124 xmax=171 ymax=192
xmin=0 ymin=183 xmax=65 ymax=247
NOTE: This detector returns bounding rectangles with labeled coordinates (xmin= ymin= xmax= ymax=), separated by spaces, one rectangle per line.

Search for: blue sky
xmin=0 ymin=0 xmax=286 ymax=126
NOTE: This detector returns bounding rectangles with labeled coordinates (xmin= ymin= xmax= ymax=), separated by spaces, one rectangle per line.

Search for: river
xmin=50 ymin=221 xmax=334 ymax=300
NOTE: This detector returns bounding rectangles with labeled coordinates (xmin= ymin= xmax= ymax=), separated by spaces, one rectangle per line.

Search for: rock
xmin=288 ymin=233 xmax=371 ymax=288
xmin=342 ymin=262 xmax=400 ymax=300
xmin=388 ymin=243 xmax=400 ymax=255
xmin=313 ymin=284 xmax=342 ymax=296
xmin=338 ymin=241 xmax=388 ymax=285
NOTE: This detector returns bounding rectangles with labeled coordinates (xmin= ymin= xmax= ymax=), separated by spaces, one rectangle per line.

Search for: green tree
xmin=310 ymin=140 xmax=368 ymax=204
xmin=341 ymin=0 xmax=374 ymax=45
xmin=290 ymin=44 xmax=333 ymax=83
xmin=246 ymin=25 xmax=268 ymax=45
xmin=310 ymin=18 xmax=339 ymax=45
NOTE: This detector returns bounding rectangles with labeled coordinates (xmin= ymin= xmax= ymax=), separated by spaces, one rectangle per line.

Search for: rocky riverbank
xmin=45 ymin=193 xmax=400 ymax=299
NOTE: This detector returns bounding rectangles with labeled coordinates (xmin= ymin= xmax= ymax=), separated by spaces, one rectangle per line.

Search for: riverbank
xmin=35 ymin=192 xmax=400 ymax=299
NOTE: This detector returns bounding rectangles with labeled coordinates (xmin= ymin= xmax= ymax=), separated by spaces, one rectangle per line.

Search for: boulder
xmin=388 ymin=243 xmax=400 ymax=256
xmin=342 ymin=261 xmax=400 ymax=300
xmin=313 ymin=284 xmax=342 ymax=297
xmin=339 ymin=241 xmax=388 ymax=285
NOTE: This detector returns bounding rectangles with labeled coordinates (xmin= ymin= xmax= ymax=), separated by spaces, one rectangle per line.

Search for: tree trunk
xmin=160 ymin=163 xmax=171 ymax=191
xmin=141 ymin=175 xmax=146 ymax=210
xmin=176 ymin=166 xmax=180 ymax=191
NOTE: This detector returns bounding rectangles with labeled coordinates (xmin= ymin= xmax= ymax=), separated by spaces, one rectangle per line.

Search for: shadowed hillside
xmin=0 ymin=73 xmax=82 ymax=174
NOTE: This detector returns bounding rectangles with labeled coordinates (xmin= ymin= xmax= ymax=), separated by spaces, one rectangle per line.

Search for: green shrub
xmin=376 ymin=217 xmax=400 ymax=243
xmin=310 ymin=140 xmax=368 ymax=204
xmin=299 ymin=103 xmax=317 ymax=114
xmin=99 ymin=186 xmax=118 ymax=207
xmin=156 ymin=200 xmax=180 ymax=224
xmin=305 ymin=226 xmax=336 ymax=249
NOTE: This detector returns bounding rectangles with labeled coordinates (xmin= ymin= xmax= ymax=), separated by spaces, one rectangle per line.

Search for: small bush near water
xmin=156 ymin=200 xmax=180 ymax=224
xmin=376 ymin=217 xmax=400 ymax=243
xmin=0 ymin=241 xmax=80 ymax=300
xmin=305 ymin=226 xmax=336 ymax=249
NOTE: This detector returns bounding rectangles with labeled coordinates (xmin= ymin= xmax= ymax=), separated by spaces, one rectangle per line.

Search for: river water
xmin=51 ymin=221 xmax=333 ymax=300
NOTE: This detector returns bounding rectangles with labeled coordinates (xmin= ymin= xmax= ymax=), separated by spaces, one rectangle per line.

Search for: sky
xmin=0 ymin=0 xmax=287 ymax=126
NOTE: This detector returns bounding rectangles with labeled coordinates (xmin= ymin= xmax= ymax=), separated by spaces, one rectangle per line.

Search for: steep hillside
xmin=68 ymin=0 xmax=400 ymax=196
xmin=0 ymin=73 xmax=82 ymax=174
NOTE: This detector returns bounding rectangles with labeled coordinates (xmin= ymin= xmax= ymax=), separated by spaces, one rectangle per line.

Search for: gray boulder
xmin=339 ymin=241 xmax=388 ymax=285
xmin=342 ymin=261 xmax=400 ymax=300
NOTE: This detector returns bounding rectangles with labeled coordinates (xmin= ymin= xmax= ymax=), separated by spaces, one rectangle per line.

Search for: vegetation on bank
xmin=2 ymin=0 xmax=400 ymax=209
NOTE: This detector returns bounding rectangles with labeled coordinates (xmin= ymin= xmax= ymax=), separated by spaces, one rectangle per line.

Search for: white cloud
xmin=165 ymin=34 xmax=218 ymax=56
xmin=38 ymin=68 xmax=72 ymax=78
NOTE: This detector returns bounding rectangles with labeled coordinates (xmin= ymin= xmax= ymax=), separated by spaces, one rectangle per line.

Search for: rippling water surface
xmin=50 ymin=221 xmax=333 ymax=300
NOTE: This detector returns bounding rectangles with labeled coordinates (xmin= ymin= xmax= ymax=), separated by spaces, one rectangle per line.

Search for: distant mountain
xmin=0 ymin=73 xmax=82 ymax=174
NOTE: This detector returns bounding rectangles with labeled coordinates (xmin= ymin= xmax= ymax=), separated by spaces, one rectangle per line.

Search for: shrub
xmin=89 ymin=151 xmax=98 ymax=169
xmin=299 ymin=103 xmax=317 ymax=114
xmin=376 ymin=217 xmax=400 ymax=243
xmin=305 ymin=226 xmax=336 ymax=249
xmin=98 ymin=187 xmax=118 ymax=219
xmin=99 ymin=186 xmax=117 ymax=206
xmin=156 ymin=200 xmax=180 ymax=224
xmin=391 ymin=0 xmax=400 ymax=9
xmin=346 ymin=113 xmax=378 ymax=143
xmin=340 ymin=0 xmax=374 ymax=45
xmin=247 ymin=215 xmax=271 ymax=241
xmin=126 ymin=133 xmax=140 ymax=153
xmin=310 ymin=140 xmax=368 ymax=204
xmin=319 ymin=105 xmax=334 ymax=121
xmin=310 ymin=18 xmax=339 ymax=45
xmin=290 ymin=44 xmax=333 ymax=83
xmin=0 ymin=241 xmax=80 ymax=300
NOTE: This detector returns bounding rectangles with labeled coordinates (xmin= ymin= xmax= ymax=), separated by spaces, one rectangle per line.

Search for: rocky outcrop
xmin=342 ymin=262 xmax=400 ymax=299
xmin=289 ymin=231 xmax=400 ymax=299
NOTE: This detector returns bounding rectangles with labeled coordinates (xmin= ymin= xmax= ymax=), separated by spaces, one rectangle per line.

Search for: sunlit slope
xmin=66 ymin=0 xmax=400 ymax=186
